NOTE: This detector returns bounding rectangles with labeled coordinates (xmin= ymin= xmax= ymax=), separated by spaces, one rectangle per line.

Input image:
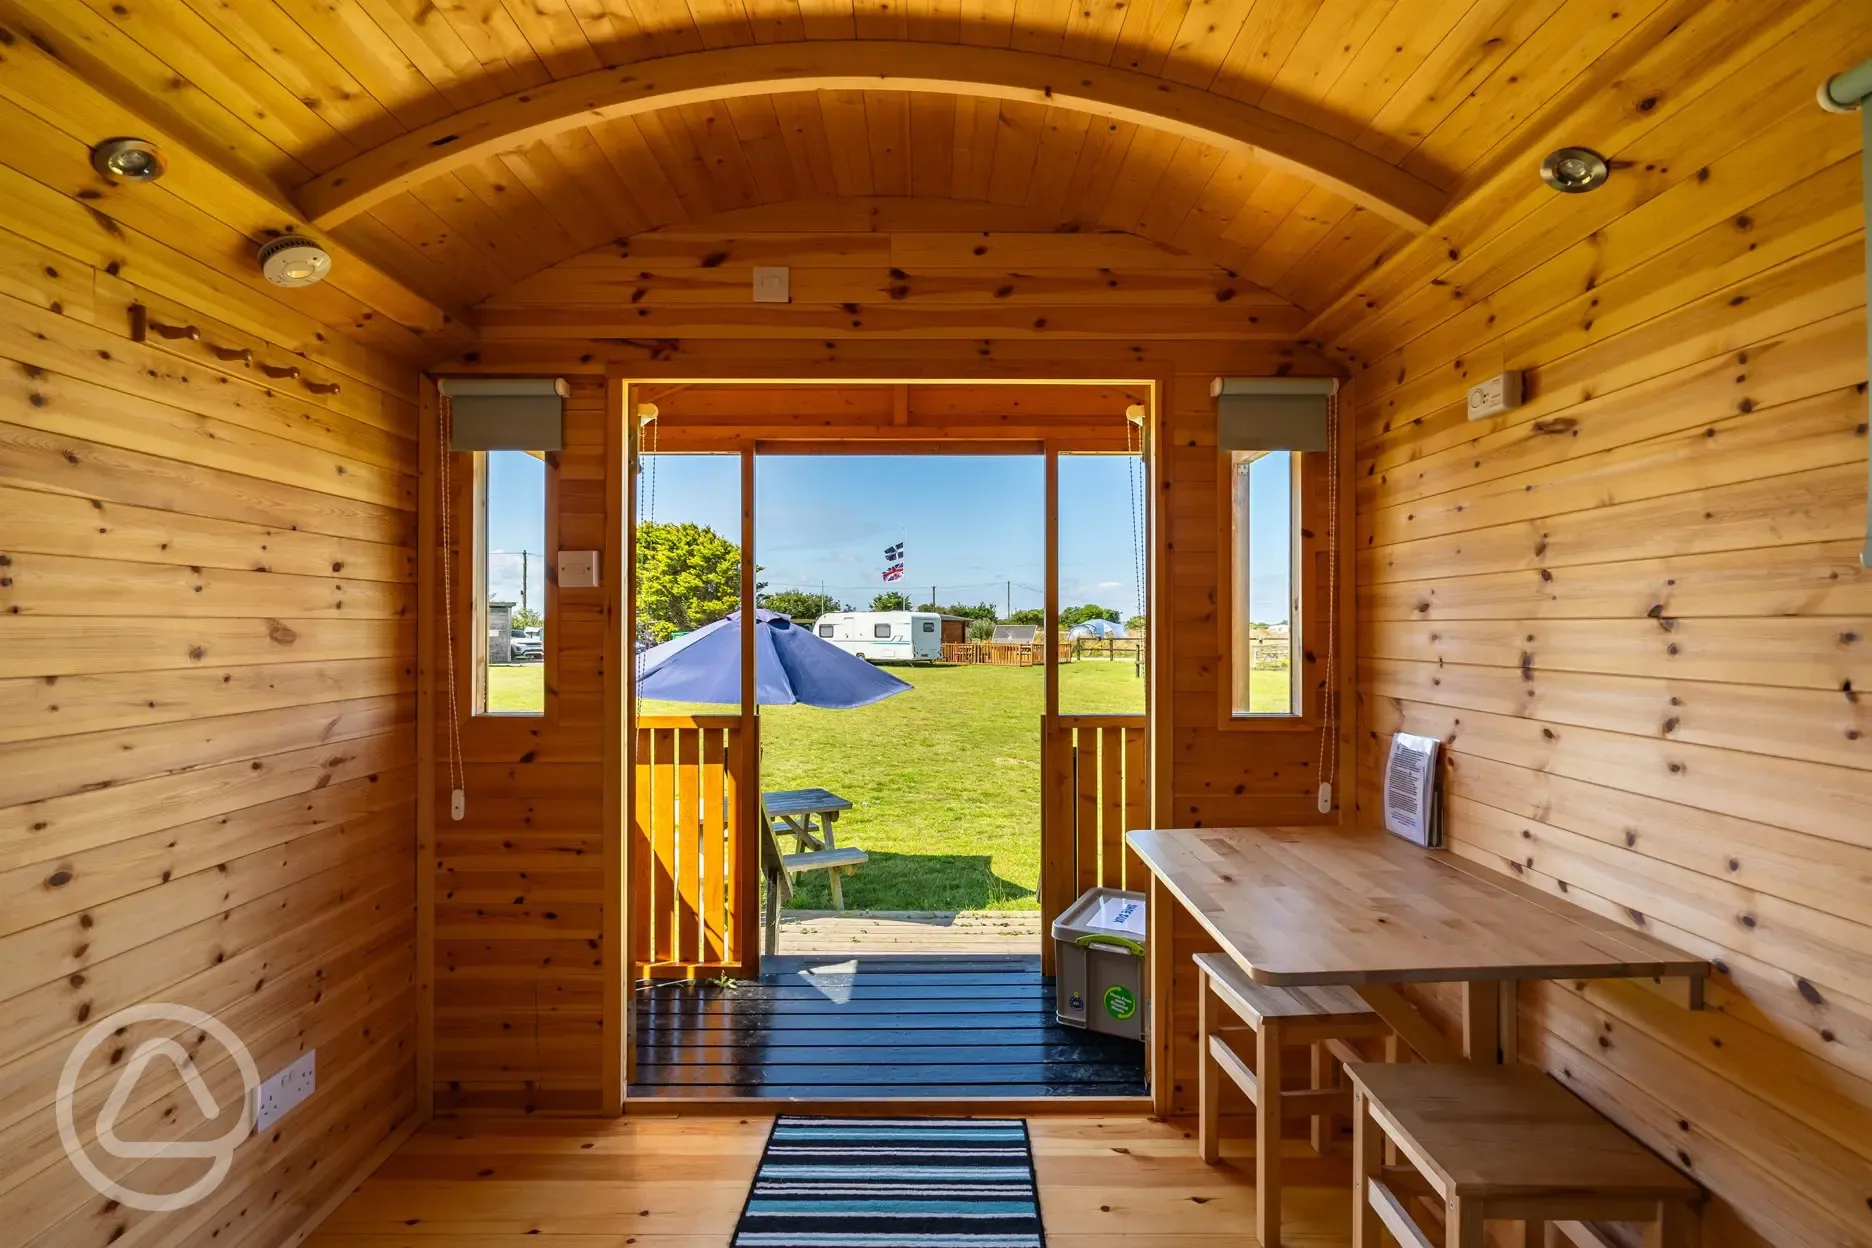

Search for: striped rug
xmin=730 ymin=1116 xmax=1046 ymax=1248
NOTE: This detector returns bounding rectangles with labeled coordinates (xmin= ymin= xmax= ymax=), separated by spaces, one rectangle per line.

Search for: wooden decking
xmin=631 ymin=952 xmax=1145 ymax=1100
xmin=307 ymin=1115 xmax=1357 ymax=1246
xmin=777 ymin=908 xmax=1042 ymax=954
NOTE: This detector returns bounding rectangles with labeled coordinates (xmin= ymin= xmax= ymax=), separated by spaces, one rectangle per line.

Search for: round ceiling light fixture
xmin=257 ymin=236 xmax=333 ymax=287
xmin=1540 ymin=147 xmax=1610 ymax=194
xmin=90 ymin=138 xmax=167 ymax=183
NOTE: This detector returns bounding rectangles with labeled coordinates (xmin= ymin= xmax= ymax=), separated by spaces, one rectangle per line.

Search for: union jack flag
xmin=882 ymin=563 xmax=904 ymax=582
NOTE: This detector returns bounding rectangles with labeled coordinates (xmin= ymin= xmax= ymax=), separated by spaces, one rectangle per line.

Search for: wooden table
xmin=762 ymin=787 xmax=852 ymax=852
xmin=1126 ymin=825 xmax=1708 ymax=1084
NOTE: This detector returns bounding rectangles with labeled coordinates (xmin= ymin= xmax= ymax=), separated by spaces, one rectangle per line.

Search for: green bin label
xmin=1103 ymin=985 xmax=1137 ymax=1021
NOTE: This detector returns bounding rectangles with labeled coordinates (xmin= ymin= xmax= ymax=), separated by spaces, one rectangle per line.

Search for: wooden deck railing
xmin=1040 ymin=714 xmax=1147 ymax=972
xmin=632 ymin=714 xmax=756 ymax=978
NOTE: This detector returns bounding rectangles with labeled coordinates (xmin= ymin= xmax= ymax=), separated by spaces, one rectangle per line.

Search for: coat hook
xmin=149 ymin=319 xmax=201 ymax=342
xmin=303 ymin=378 xmax=341 ymax=396
xmin=208 ymin=344 xmax=254 ymax=364
xmin=259 ymin=363 xmax=301 ymax=381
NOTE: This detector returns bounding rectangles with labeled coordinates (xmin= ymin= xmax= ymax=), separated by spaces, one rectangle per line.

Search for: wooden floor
xmin=632 ymin=953 xmax=1147 ymax=1099
xmin=307 ymin=1114 xmax=1356 ymax=1246
xmin=778 ymin=908 xmax=1042 ymax=953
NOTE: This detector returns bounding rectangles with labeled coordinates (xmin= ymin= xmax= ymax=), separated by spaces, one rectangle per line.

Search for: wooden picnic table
xmin=760 ymin=788 xmax=868 ymax=954
xmin=1126 ymin=825 xmax=1709 ymax=1077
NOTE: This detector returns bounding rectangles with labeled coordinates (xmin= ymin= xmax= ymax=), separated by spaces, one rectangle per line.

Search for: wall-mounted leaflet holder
xmin=1383 ymin=732 xmax=1443 ymax=848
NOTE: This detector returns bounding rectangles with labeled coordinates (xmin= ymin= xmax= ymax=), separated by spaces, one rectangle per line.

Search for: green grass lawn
xmin=487 ymin=663 xmax=544 ymax=711
xmin=487 ymin=659 xmax=1288 ymax=911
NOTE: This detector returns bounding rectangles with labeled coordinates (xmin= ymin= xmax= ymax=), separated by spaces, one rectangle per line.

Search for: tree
xmin=945 ymin=601 xmax=998 ymax=622
xmin=1061 ymin=603 xmax=1121 ymax=629
xmin=1006 ymin=607 xmax=1045 ymax=626
xmin=760 ymin=589 xmax=846 ymax=621
xmin=1125 ymin=614 xmax=1147 ymax=633
xmin=966 ymin=618 xmax=996 ymax=641
xmin=511 ymin=606 xmax=543 ymax=630
xmin=871 ymin=590 xmax=911 ymax=611
xmin=636 ymin=521 xmax=758 ymax=643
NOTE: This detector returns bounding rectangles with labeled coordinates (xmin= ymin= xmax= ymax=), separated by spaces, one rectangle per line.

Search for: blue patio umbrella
xmin=636 ymin=609 xmax=911 ymax=708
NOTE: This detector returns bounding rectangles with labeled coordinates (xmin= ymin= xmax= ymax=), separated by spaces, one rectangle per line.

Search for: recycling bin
xmin=1051 ymin=886 xmax=1147 ymax=1040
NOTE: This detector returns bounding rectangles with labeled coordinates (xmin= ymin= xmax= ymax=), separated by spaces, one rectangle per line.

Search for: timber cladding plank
xmin=0 ymin=150 xmax=420 ymax=1248
xmin=1348 ymin=16 xmax=1872 ymax=1247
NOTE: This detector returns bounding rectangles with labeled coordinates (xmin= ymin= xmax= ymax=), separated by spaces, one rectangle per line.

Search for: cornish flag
xmin=882 ymin=563 xmax=904 ymax=582
xmin=884 ymin=543 xmax=904 ymax=561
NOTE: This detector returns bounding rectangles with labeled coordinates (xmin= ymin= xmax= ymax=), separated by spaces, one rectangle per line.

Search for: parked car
xmin=509 ymin=627 xmax=543 ymax=661
xmin=810 ymin=611 xmax=942 ymax=664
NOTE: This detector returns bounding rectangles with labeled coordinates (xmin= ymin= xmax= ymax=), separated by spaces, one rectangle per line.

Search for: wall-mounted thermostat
xmin=752 ymin=266 xmax=790 ymax=303
xmin=1467 ymin=371 xmax=1524 ymax=420
xmin=558 ymin=550 xmax=600 ymax=589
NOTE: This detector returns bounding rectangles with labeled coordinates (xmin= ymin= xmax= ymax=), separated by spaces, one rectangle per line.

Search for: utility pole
xmin=1005 ymin=580 xmax=1011 ymax=619
xmin=520 ymin=550 xmax=529 ymax=615
xmin=931 ymin=585 xmax=937 ymax=609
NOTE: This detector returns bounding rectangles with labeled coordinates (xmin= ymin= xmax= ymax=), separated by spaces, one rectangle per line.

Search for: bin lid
xmin=1052 ymin=886 xmax=1147 ymax=944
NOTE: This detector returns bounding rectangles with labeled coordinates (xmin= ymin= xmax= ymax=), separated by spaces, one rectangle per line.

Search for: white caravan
xmin=811 ymin=611 xmax=943 ymax=664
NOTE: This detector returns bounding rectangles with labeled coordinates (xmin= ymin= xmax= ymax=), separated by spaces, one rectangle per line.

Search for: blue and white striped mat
xmin=730 ymin=1116 xmax=1046 ymax=1248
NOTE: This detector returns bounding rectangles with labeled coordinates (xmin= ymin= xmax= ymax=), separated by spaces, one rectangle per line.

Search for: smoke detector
xmin=91 ymin=138 xmax=166 ymax=183
xmin=1540 ymin=147 xmax=1609 ymax=194
xmin=258 ymin=236 xmax=333 ymax=287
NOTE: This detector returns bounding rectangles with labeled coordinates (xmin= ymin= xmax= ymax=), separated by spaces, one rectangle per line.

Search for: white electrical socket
xmin=250 ymin=1049 xmax=315 ymax=1134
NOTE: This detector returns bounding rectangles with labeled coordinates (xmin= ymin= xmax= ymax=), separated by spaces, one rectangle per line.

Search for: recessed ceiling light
xmin=257 ymin=236 xmax=333 ymax=287
xmin=1540 ymin=147 xmax=1609 ymax=194
xmin=91 ymin=138 xmax=166 ymax=183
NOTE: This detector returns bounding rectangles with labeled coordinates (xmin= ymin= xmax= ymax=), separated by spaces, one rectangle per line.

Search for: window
xmin=873 ymin=623 xmax=893 ymax=639
xmin=921 ymin=620 xmax=935 ymax=634
xmin=1230 ymin=450 xmax=1299 ymax=717
xmin=477 ymin=449 xmax=547 ymax=716
xmin=818 ymin=623 xmax=836 ymax=638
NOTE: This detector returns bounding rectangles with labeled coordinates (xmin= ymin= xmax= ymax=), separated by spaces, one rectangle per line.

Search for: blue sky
xmin=486 ymin=450 xmax=1292 ymax=623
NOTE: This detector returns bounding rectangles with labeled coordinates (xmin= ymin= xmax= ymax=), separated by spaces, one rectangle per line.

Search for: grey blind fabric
xmin=1211 ymin=377 xmax=1337 ymax=453
xmin=439 ymin=378 xmax=568 ymax=451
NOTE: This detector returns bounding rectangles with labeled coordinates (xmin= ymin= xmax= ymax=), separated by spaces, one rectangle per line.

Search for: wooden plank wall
xmin=0 ymin=112 xmax=421 ymax=1248
xmin=1339 ymin=5 xmax=1872 ymax=1244
xmin=431 ymin=373 xmax=614 ymax=1115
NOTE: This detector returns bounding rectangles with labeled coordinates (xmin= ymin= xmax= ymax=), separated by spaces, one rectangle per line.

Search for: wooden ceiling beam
xmin=296 ymin=43 xmax=1448 ymax=235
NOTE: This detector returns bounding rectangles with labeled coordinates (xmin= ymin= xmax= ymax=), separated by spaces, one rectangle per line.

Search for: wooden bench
xmin=1195 ymin=952 xmax=1396 ymax=1248
xmin=1346 ymin=1061 xmax=1701 ymax=1248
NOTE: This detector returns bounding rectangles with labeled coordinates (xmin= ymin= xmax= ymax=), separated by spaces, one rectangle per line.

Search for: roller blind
xmin=1211 ymin=377 xmax=1337 ymax=452
xmin=439 ymin=378 xmax=568 ymax=451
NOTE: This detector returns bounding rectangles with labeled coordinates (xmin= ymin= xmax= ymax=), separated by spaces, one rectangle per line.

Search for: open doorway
xmin=624 ymin=381 xmax=1152 ymax=1104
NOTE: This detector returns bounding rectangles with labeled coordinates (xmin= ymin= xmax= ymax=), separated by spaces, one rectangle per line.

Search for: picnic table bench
xmin=761 ymin=787 xmax=869 ymax=954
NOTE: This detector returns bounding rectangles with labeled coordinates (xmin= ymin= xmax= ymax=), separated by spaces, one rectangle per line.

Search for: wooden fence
xmin=632 ymin=714 xmax=756 ymax=977
xmin=941 ymin=641 xmax=1074 ymax=666
xmin=1039 ymin=714 xmax=1148 ymax=973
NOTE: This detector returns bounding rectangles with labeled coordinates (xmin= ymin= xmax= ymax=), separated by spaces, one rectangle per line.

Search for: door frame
xmin=606 ymin=368 xmax=1168 ymax=1113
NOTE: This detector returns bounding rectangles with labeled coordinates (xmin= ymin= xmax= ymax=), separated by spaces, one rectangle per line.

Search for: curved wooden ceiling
xmin=10 ymin=0 xmax=1667 ymax=318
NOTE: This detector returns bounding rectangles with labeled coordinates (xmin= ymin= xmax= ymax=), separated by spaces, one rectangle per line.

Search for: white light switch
xmin=558 ymin=549 xmax=600 ymax=589
xmin=752 ymin=266 xmax=790 ymax=304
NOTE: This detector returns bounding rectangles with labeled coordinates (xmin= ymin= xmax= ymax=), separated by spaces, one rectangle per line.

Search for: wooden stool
xmin=1346 ymin=1061 xmax=1700 ymax=1248
xmin=1194 ymin=952 xmax=1396 ymax=1247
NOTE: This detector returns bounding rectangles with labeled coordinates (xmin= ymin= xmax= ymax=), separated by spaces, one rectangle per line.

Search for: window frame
xmin=1215 ymin=447 xmax=1321 ymax=732
xmin=873 ymin=622 xmax=893 ymax=639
